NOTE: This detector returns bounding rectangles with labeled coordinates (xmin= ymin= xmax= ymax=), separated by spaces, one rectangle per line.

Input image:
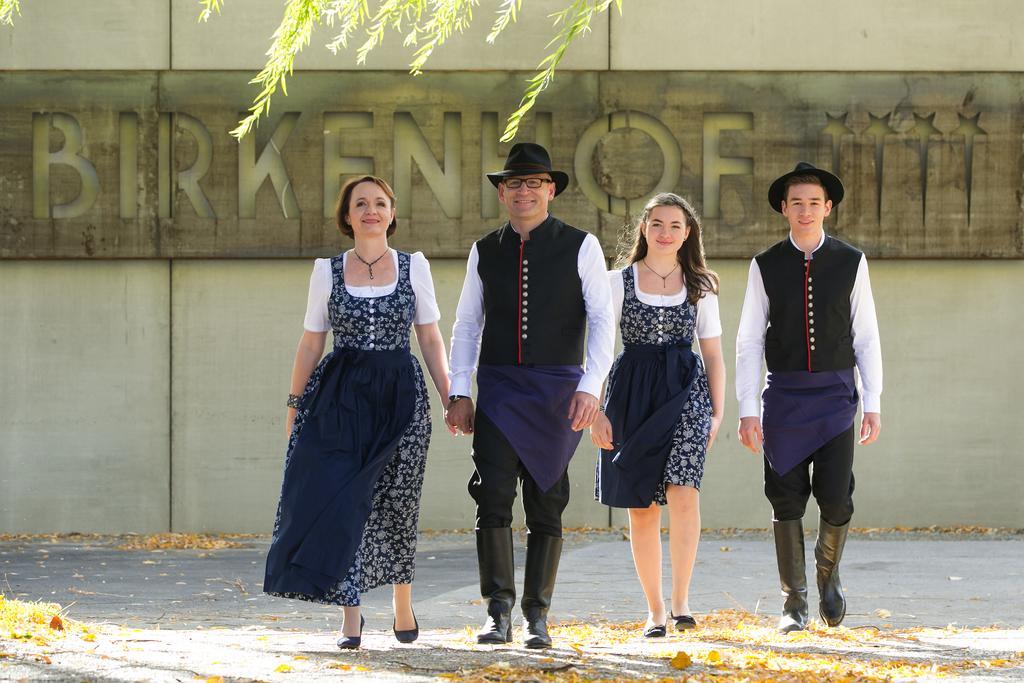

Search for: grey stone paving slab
xmin=1 ymin=531 xmax=1022 ymax=681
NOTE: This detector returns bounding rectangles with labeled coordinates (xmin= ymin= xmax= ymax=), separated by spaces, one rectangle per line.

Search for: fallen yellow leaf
xmin=706 ymin=649 xmax=723 ymax=666
xmin=669 ymin=651 xmax=692 ymax=669
xmin=48 ymin=615 xmax=64 ymax=631
xmin=82 ymin=633 xmax=96 ymax=642
xmin=204 ymin=677 xmax=224 ymax=683
xmin=274 ymin=663 xmax=293 ymax=673
xmin=293 ymin=655 xmax=308 ymax=661
xmin=327 ymin=663 xmax=351 ymax=671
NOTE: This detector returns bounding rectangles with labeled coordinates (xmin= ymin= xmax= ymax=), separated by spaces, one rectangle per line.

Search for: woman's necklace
xmin=353 ymin=248 xmax=389 ymax=280
xmin=641 ymin=259 xmax=679 ymax=289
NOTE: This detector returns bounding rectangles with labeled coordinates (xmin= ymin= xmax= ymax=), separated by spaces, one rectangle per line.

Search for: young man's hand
xmin=445 ymin=397 xmax=475 ymax=436
xmin=568 ymin=392 xmax=600 ymax=431
xmin=589 ymin=411 xmax=613 ymax=450
xmin=859 ymin=412 xmax=881 ymax=445
xmin=737 ymin=416 xmax=764 ymax=454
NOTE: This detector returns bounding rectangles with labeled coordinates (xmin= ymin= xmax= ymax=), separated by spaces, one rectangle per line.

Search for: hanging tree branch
xmin=499 ymin=0 xmax=619 ymax=141
xmin=0 ymin=0 xmax=22 ymax=26
xmin=202 ymin=0 xmax=618 ymax=141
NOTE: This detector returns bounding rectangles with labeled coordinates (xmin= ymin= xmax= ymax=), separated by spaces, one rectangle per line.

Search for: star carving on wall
xmin=952 ymin=112 xmax=987 ymax=221
xmin=910 ymin=113 xmax=940 ymax=221
xmin=865 ymin=113 xmax=897 ymax=221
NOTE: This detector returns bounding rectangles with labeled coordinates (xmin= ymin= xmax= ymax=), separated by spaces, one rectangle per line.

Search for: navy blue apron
xmin=597 ymin=340 xmax=700 ymax=508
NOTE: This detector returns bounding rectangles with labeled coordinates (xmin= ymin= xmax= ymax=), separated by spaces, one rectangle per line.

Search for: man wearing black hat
xmin=446 ymin=142 xmax=614 ymax=648
xmin=735 ymin=162 xmax=883 ymax=633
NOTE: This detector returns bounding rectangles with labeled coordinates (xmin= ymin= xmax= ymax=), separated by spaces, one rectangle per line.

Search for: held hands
xmin=859 ymin=412 xmax=881 ymax=445
xmin=737 ymin=416 xmax=764 ymax=454
xmin=568 ymin=391 xmax=600 ymax=431
xmin=445 ymin=397 xmax=475 ymax=436
xmin=589 ymin=411 xmax=613 ymax=450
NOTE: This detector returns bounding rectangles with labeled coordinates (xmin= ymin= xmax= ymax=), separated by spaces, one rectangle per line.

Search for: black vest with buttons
xmin=476 ymin=215 xmax=588 ymax=366
xmin=755 ymin=235 xmax=861 ymax=372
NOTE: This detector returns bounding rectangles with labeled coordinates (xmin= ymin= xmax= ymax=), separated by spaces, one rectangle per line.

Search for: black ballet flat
xmin=336 ymin=615 xmax=365 ymax=650
xmin=393 ymin=610 xmax=419 ymax=644
xmin=670 ymin=612 xmax=697 ymax=631
xmin=643 ymin=622 xmax=667 ymax=638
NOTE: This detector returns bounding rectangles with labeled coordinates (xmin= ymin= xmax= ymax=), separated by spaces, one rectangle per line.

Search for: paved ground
xmin=1 ymin=529 xmax=1022 ymax=681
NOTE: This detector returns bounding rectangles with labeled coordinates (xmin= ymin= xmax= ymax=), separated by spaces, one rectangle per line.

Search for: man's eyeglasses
xmin=503 ymin=178 xmax=554 ymax=189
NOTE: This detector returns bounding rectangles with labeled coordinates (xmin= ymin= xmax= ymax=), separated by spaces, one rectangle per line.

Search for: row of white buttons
xmin=521 ymin=258 xmax=530 ymax=340
xmin=807 ymin=276 xmax=815 ymax=351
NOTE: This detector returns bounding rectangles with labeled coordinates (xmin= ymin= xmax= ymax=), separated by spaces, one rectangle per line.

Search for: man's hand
xmin=859 ymin=412 xmax=881 ymax=445
xmin=737 ymin=416 xmax=764 ymax=454
xmin=589 ymin=411 xmax=614 ymax=450
xmin=445 ymin=397 xmax=475 ymax=436
xmin=568 ymin=391 xmax=600 ymax=431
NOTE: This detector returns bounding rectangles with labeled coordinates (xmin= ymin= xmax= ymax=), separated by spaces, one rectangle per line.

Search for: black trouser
xmin=468 ymin=411 xmax=570 ymax=537
xmin=764 ymin=425 xmax=855 ymax=526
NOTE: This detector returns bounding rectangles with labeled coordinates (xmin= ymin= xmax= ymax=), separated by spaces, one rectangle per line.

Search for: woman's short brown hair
xmin=334 ymin=175 xmax=398 ymax=238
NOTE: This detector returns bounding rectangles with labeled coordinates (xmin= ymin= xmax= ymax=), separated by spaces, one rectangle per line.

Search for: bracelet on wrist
xmin=286 ymin=393 xmax=303 ymax=409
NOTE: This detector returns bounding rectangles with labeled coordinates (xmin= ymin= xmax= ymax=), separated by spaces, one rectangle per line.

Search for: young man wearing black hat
xmin=446 ymin=142 xmax=614 ymax=648
xmin=735 ymin=162 xmax=883 ymax=633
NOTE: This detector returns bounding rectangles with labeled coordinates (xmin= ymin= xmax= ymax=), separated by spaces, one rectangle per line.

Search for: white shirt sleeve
xmin=851 ymin=255 xmax=883 ymax=413
xmin=694 ymin=291 xmax=723 ymax=339
xmin=576 ymin=234 xmax=616 ymax=398
xmin=302 ymin=258 xmax=332 ymax=333
xmin=735 ymin=258 xmax=769 ymax=418
xmin=409 ymin=252 xmax=442 ymax=325
xmin=447 ymin=244 xmax=483 ymax=397
xmin=608 ymin=269 xmax=625 ymax=325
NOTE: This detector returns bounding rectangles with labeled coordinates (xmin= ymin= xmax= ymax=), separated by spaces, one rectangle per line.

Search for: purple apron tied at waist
xmin=476 ymin=365 xmax=584 ymax=493
xmin=761 ymin=368 xmax=858 ymax=477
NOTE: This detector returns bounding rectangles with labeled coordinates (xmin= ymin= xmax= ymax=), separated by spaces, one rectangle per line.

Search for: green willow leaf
xmin=0 ymin=0 xmax=22 ymax=26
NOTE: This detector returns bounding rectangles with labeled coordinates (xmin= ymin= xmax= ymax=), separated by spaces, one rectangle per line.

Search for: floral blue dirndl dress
xmin=264 ymin=251 xmax=431 ymax=606
xmin=596 ymin=265 xmax=713 ymax=508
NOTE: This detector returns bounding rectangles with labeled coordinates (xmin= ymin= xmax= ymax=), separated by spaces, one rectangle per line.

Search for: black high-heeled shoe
xmin=393 ymin=610 xmax=419 ymax=644
xmin=336 ymin=615 xmax=365 ymax=650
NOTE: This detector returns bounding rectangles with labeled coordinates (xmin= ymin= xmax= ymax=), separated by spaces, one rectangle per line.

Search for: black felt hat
xmin=486 ymin=142 xmax=570 ymax=196
xmin=767 ymin=162 xmax=845 ymax=213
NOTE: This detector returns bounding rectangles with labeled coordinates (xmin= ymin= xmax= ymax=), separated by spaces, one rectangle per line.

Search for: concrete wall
xmin=2 ymin=1 xmax=1022 ymax=532
xmin=0 ymin=261 xmax=170 ymax=533
xmin=4 ymin=1 xmax=1023 ymax=71
xmin=2 ymin=258 xmax=1021 ymax=532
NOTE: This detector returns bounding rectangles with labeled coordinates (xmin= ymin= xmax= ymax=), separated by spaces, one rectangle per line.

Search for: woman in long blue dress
xmin=592 ymin=193 xmax=725 ymax=636
xmin=264 ymin=176 xmax=452 ymax=649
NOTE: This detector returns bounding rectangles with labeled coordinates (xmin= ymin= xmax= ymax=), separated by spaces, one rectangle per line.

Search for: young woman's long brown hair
xmin=618 ymin=193 xmax=719 ymax=305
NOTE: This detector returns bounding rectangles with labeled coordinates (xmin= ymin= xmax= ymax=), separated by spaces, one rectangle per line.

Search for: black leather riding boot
xmin=520 ymin=533 xmax=563 ymax=649
xmin=476 ymin=527 xmax=516 ymax=644
xmin=773 ymin=519 xmax=808 ymax=633
xmin=815 ymin=518 xmax=849 ymax=627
